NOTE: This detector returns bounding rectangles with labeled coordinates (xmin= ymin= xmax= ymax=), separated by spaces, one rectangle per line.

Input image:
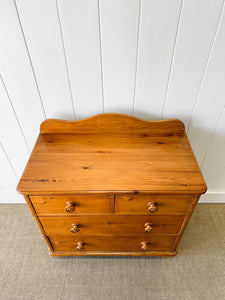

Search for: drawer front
xmin=116 ymin=194 xmax=194 ymax=215
xmin=30 ymin=195 xmax=110 ymax=215
xmin=49 ymin=235 xmax=177 ymax=252
xmin=40 ymin=215 xmax=184 ymax=236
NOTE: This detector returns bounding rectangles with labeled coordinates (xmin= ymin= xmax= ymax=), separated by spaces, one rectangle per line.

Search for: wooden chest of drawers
xmin=17 ymin=113 xmax=207 ymax=256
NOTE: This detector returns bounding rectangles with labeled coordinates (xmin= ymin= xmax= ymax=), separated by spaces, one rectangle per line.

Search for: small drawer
xmin=115 ymin=194 xmax=194 ymax=215
xmin=30 ymin=195 xmax=110 ymax=215
xmin=40 ymin=215 xmax=184 ymax=236
xmin=49 ymin=235 xmax=177 ymax=252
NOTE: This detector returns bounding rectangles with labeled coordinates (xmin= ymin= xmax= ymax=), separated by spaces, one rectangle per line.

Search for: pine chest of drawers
xmin=17 ymin=113 xmax=207 ymax=256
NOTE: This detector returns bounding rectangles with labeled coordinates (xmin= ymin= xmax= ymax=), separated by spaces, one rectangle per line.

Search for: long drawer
xmin=40 ymin=215 xmax=184 ymax=236
xmin=49 ymin=235 xmax=177 ymax=252
xmin=116 ymin=194 xmax=194 ymax=215
xmin=30 ymin=195 xmax=111 ymax=215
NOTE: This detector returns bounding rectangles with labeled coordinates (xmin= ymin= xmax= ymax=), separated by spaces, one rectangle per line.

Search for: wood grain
xmin=23 ymin=195 xmax=54 ymax=252
xmin=49 ymin=235 xmax=176 ymax=252
xmin=17 ymin=113 xmax=207 ymax=256
xmin=17 ymin=114 xmax=206 ymax=195
xmin=39 ymin=215 xmax=184 ymax=236
xmin=40 ymin=113 xmax=185 ymax=134
xmin=172 ymin=194 xmax=200 ymax=251
xmin=30 ymin=195 xmax=111 ymax=215
xmin=116 ymin=194 xmax=194 ymax=215
xmin=48 ymin=249 xmax=177 ymax=257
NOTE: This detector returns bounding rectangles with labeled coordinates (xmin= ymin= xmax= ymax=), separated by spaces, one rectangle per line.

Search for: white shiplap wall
xmin=0 ymin=0 xmax=225 ymax=203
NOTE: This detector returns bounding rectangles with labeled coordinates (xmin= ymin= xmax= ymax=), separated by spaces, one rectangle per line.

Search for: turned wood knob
xmin=76 ymin=242 xmax=85 ymax=251
xmin=65 ymin=201 xmax=75 ymax=213
xmin=141 ymin=241 xmax=148 ymax=250
xmin=144 ymin=222 xmax=153 ymax=232
xmin=147 ymin=201 xmax=158 ymax=213
xmin=71 ymin=223 xmax=80 ymax=233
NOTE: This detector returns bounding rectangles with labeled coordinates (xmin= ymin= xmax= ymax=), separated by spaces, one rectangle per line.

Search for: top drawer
xmin=115 ymin=194 xmax=194 ymax=215
xmin=30 ymin=195 xmax=111 ymax=215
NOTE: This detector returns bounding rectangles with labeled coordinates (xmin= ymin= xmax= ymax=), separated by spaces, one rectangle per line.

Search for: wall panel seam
xmin=0 ymin=143 xmax=18 ymax=180
xmin=132 ymin=0 xmax=142 ymax=115
xmin=187 ymin=0 xmax=225 ymax=133
xmin=55 ymin=0 xmax=76 ymax=119
xmin=162 ymin=0 xmax=184 ymax=119
xmin=200 ymin=105 xmax=225 ymax=168
xmin=98 ymin=0 xmax=105 ymax=113
xmin=0 ymin=74 xmax=30 ymax=154
xmin=14 ymin=0 xmax=47 ymax=119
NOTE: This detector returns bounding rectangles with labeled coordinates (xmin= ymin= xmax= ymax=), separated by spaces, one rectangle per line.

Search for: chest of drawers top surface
xmin=17 ymin=113 xmax=206 ymax=195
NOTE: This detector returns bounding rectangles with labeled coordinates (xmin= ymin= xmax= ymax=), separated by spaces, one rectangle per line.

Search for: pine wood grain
xmin=40 ymin=113 xmax=185 ymax=134
xmin=30 ymin=195 xmax=111 ymax=215
xmin=49 ymin=235 xmax=177 ymax=252
xmin=39 ymin=215 xmax=184 ymax=236
xmin=17 ymin=114 xmax=207 ymax=256
xmin=48 ymin=250 xmax=177 ymax=256
xmin=17 ymin=114 xmax=206 ymax=195
xmin=115 ymin=194 xmax=194 ymax=215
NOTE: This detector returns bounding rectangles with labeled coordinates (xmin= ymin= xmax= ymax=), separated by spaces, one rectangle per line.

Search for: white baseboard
xmin=0 ymin=191 xmax=224 ymax=204
xmin=199 ymin=192 xmax=225 ymax=203
xmin=0 ymin=192 xmax=25 ymax=203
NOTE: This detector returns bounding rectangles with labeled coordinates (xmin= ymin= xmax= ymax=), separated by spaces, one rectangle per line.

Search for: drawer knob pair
xmin=71 ymin=223 xmax=80 ymax=233
xmin=147 ymin=201 xmax=158 ymax=213
xmin=65 ymin=201 xmax=76 ymax=213
xmin=76 ymin=241 xmax=149 ymax=251
xmin=76 ymin=242 xmax=85 ymax=251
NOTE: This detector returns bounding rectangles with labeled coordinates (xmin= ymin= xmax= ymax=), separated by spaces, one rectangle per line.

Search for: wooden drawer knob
xmin=76 ymin=242 xmax=85 ymax=251
xmin=141 ymin=241 xmax=148 ymax=251
xmin=71 ymin=223 xmax=80 ymax=233
xmin=147 ymin=201 xmax=158 ymax=213
xmin=65 ymin=201 xmax=76 ymax=213
xmin=144 ymin=222 xmax=153 ymax=232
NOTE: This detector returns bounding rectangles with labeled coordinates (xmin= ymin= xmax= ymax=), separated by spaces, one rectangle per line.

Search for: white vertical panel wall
xmin=100 ymin=0 xmax=140 ymax=114
xmin=0 ymin=0 xmax=46 ymax=151
xmin=134 ymin=0 xmax=183 ymax=119
xmin=0 ymin=0 xmax=224 ymax=203
xmin=15 ymin=0 xmax=75 ymax=120
xmin=57 ymin=0 xmax=103 ymax=118
xmin=163 ymin=0 xmax=224 ymax=128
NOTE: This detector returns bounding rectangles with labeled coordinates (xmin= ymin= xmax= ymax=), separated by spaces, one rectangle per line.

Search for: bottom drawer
xmin=49 ymin=235 xmax=177 ymax=252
